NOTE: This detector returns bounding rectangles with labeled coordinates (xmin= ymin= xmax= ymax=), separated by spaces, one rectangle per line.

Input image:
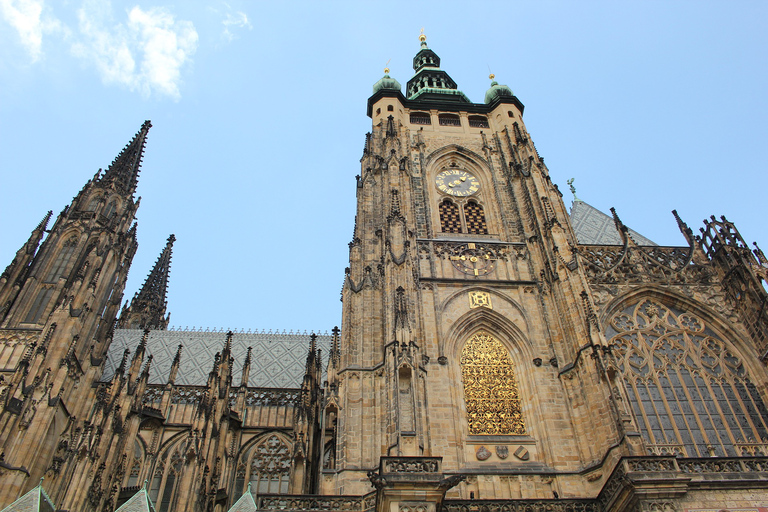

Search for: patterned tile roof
xmin=114 ymin=487 xmax=155 ymax=512
xmin=0 ymin=485 xmax=55 ymax=512
xmin=227 ymin=485 xmax=257 ymax=512
xmin=102 ymin=329 xmax=332 ymax=388
xmin=569 ymin=200 xmax=656 ymax=246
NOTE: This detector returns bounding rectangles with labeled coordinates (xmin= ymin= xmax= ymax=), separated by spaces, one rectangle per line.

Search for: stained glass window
xmin=608 ymin=299 xmax=768 ymax=457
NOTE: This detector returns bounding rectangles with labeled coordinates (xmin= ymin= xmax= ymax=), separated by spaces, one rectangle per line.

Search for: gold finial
xmin=384 ymin=58 xmax=391 ymax=75
xmin=419 ymin=28 xmax=426 ymax=43
xmin=489 ymin=73 xmax=495 ymax=81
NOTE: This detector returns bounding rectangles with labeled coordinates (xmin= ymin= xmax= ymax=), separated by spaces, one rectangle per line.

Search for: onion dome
xmin=484 ymin=74 xmax=514 ymax=104
xmin=373 ymin=67 xmax=402 ymax=94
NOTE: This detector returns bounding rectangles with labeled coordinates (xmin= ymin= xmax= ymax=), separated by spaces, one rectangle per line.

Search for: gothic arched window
xmin=464 ymin=201 xmax=488 ymax=235
xmin=103 ymin=201 xmax=117 ymax=219
xmin=23 ymin=287 xmax=54 ymax=324
xmin=126 ymin=440 xmax=143 ymax=487
xmin=247 ymin=434 xmax=291 ymax=494
xmin=439 ymin=199 xmax=462 ymax=233
xmin=148 ymin=446 xmax=183 ymax=512
xmin=44 ymin=237 xmax=77 ymax=283
xmin=85 ymin=197 xmax=100 ymax=211
xmin=608 ymin=299 xmax=768 ymax=457
xmin=460 ymin=331 xmax=525 ymax=435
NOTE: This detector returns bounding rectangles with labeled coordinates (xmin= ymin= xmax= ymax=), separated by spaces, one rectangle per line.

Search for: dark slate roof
xmin=102 ymin=329 xmax=332 ymax=388
xmin=569 ymin=200 xmax=656 ymax=246
xmin=114 ymin=487 xmax=155 ymax=512
xmin=0 ymin=485 xmax=55 ymax=512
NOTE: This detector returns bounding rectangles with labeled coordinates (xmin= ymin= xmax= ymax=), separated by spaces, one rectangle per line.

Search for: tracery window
xmin=439 ymin=199 xmax=462 ymax=233
xmin=460 ymin=331 xmax=525 ymax=435
xmin=463 ymin=201 xmax=488 ymax=235
xmin=608 ymin=299 xmax=768 ymax=457
xmin=148 ymin=446 xmax=183 ymax=512
xmin=250 ymin=434 xmax=291 ymax=493
xmin=233 ymin=434 xmax=291 ymax=498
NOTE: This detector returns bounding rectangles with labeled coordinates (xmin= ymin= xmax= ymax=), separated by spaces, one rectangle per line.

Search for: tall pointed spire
xmin=118 ymin=234 xmax=175 ymax=330
xmin=0 ymin=210 xmax=53 ymax=322
xmin=100 ymin=120 xmax=152 ymax=196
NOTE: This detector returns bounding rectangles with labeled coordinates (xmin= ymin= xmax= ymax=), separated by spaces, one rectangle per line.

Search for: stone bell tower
xmin=323 ymin=35 xmax=631 ymax=502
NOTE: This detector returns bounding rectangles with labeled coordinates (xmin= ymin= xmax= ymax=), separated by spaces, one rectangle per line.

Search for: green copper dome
xmin=484 ymin=80 xmax=514 ymax=104
xmin=373 ymin=73 xmax=401 ymax=94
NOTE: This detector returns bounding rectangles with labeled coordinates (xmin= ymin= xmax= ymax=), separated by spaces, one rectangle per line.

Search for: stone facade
xmin=1 ymin=38 xmax=767 ymax=512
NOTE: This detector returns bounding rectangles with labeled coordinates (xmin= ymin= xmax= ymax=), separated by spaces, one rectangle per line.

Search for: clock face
xmin=435 ymin=170 xmax=480 ymax=197
xmin=450 ymin=243 xmax=496 ymax=276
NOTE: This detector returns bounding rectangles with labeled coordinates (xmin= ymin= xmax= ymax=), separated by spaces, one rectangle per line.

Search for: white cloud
xmin=222 ymin=9 xmax=250 ymax=42
xmin=0 ymin=0 xmax=62 ymax=62
xmin=72 ymin=2 xmax=198 ymax=100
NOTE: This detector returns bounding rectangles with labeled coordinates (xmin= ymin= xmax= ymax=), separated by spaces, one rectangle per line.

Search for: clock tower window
xmin=439 ymin=199 xmax=462 ymax=233
xmin=464 ymin=200 xmax=488 ymax=235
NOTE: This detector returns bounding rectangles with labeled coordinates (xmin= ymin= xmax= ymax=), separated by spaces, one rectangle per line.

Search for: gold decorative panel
xmin=468 ymin=291 xmax=492 ymax=309
xmin=460 ymin=332 xmax=525 ymax=435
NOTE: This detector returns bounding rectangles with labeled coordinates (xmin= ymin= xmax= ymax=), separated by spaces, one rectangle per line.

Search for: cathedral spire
xmin=100 ymin=120 xmax=152 ymax=197
xmin=118 ymin=234 xmax=175 ymax=330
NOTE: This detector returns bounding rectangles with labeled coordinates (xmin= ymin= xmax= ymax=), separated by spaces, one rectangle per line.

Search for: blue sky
xmin=1 ymin=1 xmax=767 ymax=332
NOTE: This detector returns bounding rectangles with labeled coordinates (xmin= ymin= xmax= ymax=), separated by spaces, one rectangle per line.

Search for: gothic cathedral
xmin=1 ymin=36 xmax=767 ymax=512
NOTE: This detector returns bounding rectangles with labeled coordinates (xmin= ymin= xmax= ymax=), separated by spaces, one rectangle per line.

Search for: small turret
xmin=373 ymin=66 xmax=402 ymax=94
xmin=484 ymin=73 xmax=514 ymax=104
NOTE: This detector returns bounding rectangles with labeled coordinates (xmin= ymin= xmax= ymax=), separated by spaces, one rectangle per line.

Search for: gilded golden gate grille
xmin=464 ymin=201 xmax=488 ymax=234
xmin=439 ymin=200 xmax=462 ymax=233
xmin=460 ymin=332 xmax=525 ymax=435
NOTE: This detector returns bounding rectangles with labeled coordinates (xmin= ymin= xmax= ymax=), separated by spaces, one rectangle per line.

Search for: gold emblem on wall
xmin=460 ymin=332 xmax=525 ymax=435
xmin=469 ymin=291 xmax=492 ymax=309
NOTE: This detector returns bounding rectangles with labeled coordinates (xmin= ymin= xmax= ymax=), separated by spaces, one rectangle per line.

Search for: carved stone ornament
xmin=475 ymin=446 xmax=491 ymax=461
xmin=495 ymin=446 xmax=509 ymax=459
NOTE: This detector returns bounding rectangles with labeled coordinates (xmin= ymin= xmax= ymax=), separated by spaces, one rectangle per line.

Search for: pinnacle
xmin=133 ymin=234 xmax=175 ymax=306
xmin=100 ymin=120 xmax=152 ymax=197
xmin=35 ymin=211 xmax=53 ymax=232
